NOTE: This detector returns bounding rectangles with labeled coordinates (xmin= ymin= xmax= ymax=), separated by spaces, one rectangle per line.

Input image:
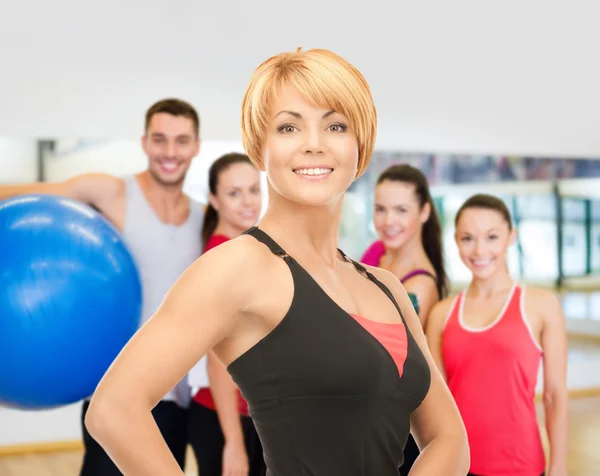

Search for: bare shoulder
xmin=523 ymin=286 xmax=562 ymax=316
xmin=522 ymin=285 xmax=563 ymax=323
xmin=154 ymin=234 xmax=278 ymax=328
xmin=430 ymin=294 xmax=458 ymax=318
xmin=200 ymin=234 xmax=280 ymax=297
xmin=523 ymin=285 xmax=560 ymax=307
xmin=423 ymin=294 xmax=458 ymax=331
xmin=363 ymin=264 xmax=401 ymax=293
xmin=202 ymin=233 xmax=277 ymax=276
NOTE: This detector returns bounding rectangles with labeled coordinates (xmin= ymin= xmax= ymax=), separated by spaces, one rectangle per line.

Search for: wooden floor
xmin=536 ymin=396 xmax=600 ymax=476
xmin=1 ymin=396 xmax=599 ymax=475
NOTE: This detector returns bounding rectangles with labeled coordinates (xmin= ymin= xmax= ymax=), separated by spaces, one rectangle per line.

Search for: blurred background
xmin=2 ymin=0 xmax=600 ymax=474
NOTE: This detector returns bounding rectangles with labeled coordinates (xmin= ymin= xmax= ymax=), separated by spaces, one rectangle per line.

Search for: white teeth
xmin=294 ymin=168 xmax=333 ymax=176
xmin=473 ymin=260 xmax=491 ymax=266
xmin=161 ymin=162 xmax=178 ymax=171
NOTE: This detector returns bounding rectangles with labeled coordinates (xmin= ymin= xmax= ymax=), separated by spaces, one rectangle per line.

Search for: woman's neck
xmin=382 ymin=232 xmax=430 ymax=275
xmin=468 ymin=270 xmax=514 ymax=299
xmin=258 ymin=186 xmax=344 ymax=267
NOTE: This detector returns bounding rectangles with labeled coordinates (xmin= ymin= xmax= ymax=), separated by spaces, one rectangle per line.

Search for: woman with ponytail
xmin=361 ymin=163 xmax=448 ymax=475
xmin=189 ymin=152 xmax=266 ymax=476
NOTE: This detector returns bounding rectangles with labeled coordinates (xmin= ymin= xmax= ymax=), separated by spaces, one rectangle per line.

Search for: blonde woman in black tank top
xmin=85 ymin=48 xmax=470 ymax=476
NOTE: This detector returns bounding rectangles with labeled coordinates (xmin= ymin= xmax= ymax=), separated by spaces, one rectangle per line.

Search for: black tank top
xmin=227 ymin=227 xmax=431 ymax=475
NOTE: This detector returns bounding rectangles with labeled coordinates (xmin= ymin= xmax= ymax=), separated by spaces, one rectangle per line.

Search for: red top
xmin=204 ymin=233 xmax=230 ymax=250
xmin=193 ymin=234 xmax=249 ymax=416
xmin=350 ymin=314 xmax=408 ymax=377
xmin=442 ymin=284 xmax=545 ymax=476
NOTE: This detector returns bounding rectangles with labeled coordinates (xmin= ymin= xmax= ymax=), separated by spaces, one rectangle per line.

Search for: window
xmin=561 ymin=198 xmax=587 ymax=277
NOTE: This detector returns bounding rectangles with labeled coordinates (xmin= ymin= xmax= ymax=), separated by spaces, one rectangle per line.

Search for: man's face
xmin=142 ymin=112 xmax=200 ymax=187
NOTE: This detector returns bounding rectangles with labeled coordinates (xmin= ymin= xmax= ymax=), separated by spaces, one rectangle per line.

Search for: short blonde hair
xmin=241 ymin=48 xmax=377 ymax=178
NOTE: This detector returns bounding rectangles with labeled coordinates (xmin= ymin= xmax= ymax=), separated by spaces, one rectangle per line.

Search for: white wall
xmin=566 ymin=319 xmax=600 ymax=337
xmin=0 ymin=404 xmax=82 ymax=446
xmin=0 ymin=139 xmax=38 ymax=183
xmin=2 ymin=1 xmax=600 ymax=157
xmin=46 ymin=140 xmax=147 ymax=180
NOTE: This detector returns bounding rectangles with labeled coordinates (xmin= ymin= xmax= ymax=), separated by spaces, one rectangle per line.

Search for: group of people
xmin=361 ymin=166 xmax=568 ymax=476
xmin=0 ymin=47 xmax=568 ymax=476
xmin=0 ymin=100 xmax=266 ymax=475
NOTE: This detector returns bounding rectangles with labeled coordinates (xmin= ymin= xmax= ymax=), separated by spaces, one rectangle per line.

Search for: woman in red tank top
xmin=426 ymin=194 xmax=568 ymax=476
xmin=360 ymin=164 xmax=449 ymax=475
xmin=188 ymin=152 xmax=265 ymax=476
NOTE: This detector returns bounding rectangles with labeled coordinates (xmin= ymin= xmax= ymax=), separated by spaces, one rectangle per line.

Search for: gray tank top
xmin=122 ymin=175 xmax=204 ymax=407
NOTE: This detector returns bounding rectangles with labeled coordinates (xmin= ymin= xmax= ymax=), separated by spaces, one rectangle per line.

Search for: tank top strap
xmin=503 ymin=282 xmax=523 ymax=321
xmin=124 ymin=174 xmax=143 ymax=200
xmin=400 ymin=269 xmax=436 ymax=283
xmin=337 ymin=249 xmax=407 ymax=325
xmin=242 ymin=226 xmax=289 ymax=258
xmin=444 ymin=291 xmax=463 ymax=330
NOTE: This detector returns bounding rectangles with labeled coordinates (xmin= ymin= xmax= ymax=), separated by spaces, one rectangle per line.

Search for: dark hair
xmin=145 ymin=98 xmax=200 ymax=137
xmin=201 ymin=153 xmax=254 ymax=249
xmin=455 ymin=194 xmax=513 ymax=229
xmin=376 ymin=164 xmax=448 ymax=298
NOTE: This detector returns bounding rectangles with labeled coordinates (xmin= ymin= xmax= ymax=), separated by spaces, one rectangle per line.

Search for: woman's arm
xmin=535 ymin=290 xmax=569 ymax=476
xmin=423 ymin=299 xmax=453 ymax=380
xmin=207 ymin=351 xmax=249 ymax=474
xmin=403 ymin=276 xmax=440 ymax=328
xmin=85 ymin=239 xmax=264 ymax=475
xmin=369 ymin=267 xmax=469 ymax=475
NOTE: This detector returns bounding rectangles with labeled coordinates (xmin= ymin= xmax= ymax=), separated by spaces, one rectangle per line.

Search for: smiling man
xmin=0 ymin=98 xmax=205 ymax=475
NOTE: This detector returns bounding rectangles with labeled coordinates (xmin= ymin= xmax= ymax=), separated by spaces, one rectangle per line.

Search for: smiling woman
xmin=84 ymin=48 xmax=469 ymax=476
xmin=188 ymin=152 xmax=265 ymax=476
xmin=426 ymin=193 xmax=568 ymax=476
xmin=360 ymin=163 xmax=449 ymax=475
xmin=258 ymin=86 xmax=361 ymax=208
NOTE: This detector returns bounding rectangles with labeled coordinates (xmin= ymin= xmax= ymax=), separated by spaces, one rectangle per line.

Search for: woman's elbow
xmin=457 ymin=432 xmax=471 ymax=473
xmin=84 ymin=394 xmax=128 ymax=443
xmin=543 ymin=385 xmax=568 ymax=410
xmin=84 ymin=397 xmax=110 ymax=441
xmin=448 ymin=415 xmax=471 ymax=472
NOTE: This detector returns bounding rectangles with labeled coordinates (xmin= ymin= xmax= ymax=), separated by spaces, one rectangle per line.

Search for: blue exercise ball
xmin=0 ymin=194 xmax=142 ymax=410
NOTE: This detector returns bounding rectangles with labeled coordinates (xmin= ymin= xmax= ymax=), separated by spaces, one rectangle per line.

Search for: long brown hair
xmin=377 ymin=164 xmax=448 ymax=298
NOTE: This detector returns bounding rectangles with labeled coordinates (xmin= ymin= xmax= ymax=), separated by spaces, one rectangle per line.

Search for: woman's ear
xmin=420 ymin=202 xmax=432 ymax=224
xmin=508 ymin=226 xmax=517 ymax=246
xmin=208 ymin=193 xmax=220 ymax=212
